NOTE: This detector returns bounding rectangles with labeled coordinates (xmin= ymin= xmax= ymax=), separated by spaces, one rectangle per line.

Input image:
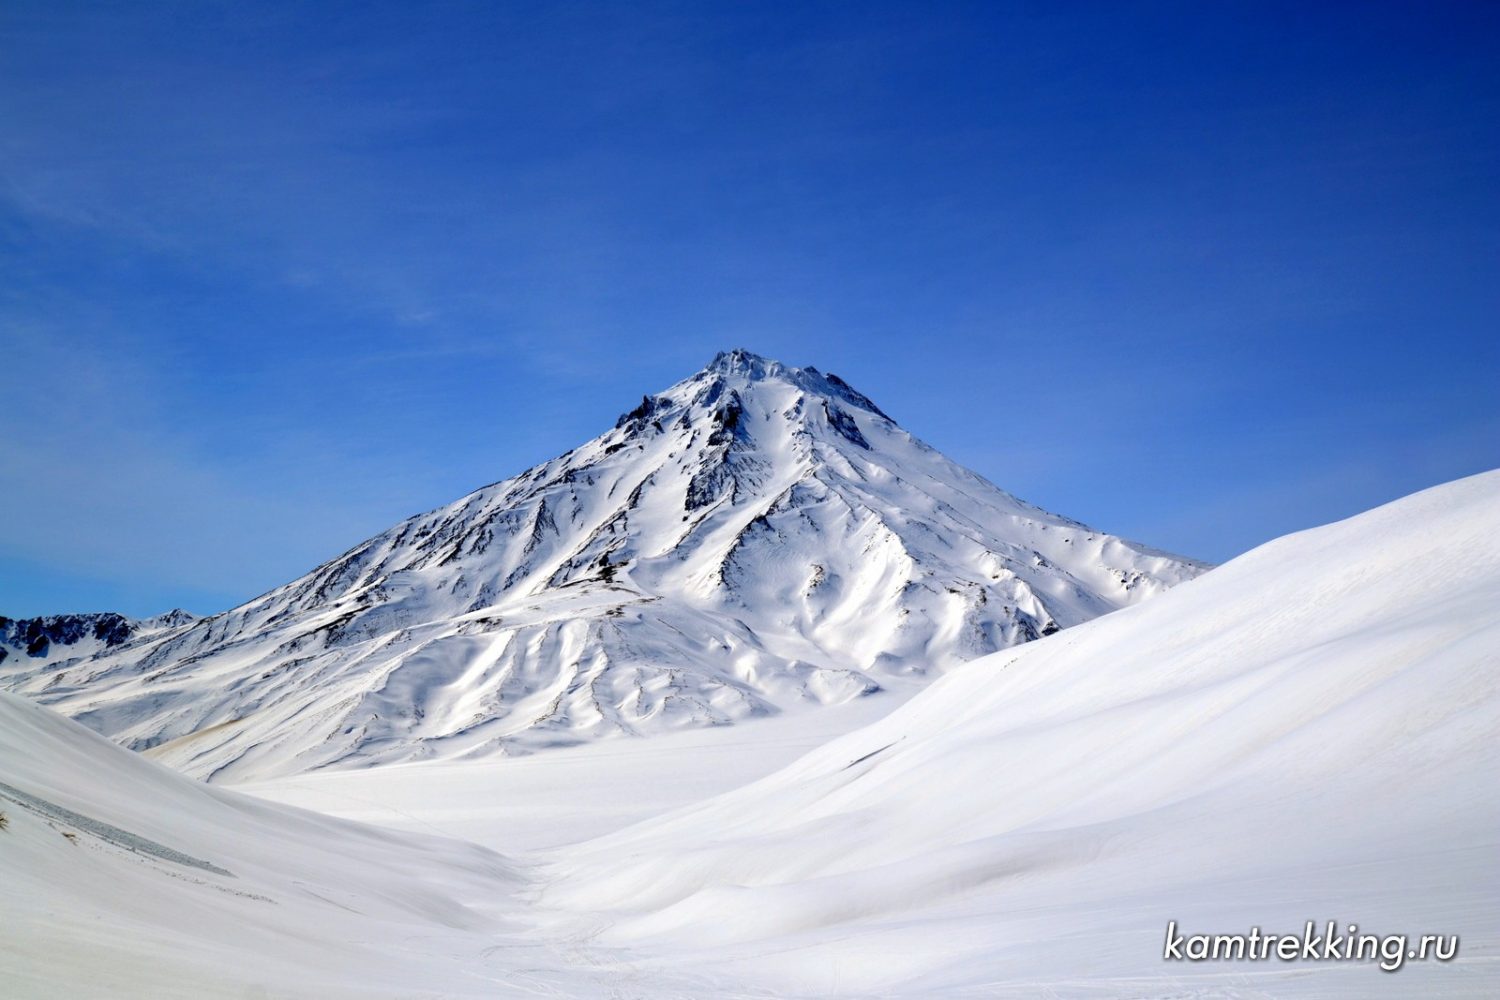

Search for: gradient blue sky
xmin=2 ymin=1 xmax=1497 ymax=618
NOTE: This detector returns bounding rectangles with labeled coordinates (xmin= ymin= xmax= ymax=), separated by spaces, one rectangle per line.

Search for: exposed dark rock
xmin=824 ymin=373 xmax=891 ymax=420
xmin=823 ymin=401 xmax=871 ymax=449
xmin=1 ymin=612 xmax=139 ymax=660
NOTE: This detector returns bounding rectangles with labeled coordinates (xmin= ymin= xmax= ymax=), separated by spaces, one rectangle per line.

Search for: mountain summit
xmin=3 ymin=351 xmax=1206 ymax=780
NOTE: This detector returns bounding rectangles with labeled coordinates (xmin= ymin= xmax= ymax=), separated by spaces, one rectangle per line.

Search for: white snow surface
xmin=511 ymin=468 xmax=1500 ymax=996
xmin=0 ymin=690 xmax=545 ymax=999
xmin=3 ymin=471 xmax=1497 ymax=997
xmin=1 ymin=350 xmax=1202 ymax=781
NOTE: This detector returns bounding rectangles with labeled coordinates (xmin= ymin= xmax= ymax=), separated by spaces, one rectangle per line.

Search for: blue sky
xmin=2 ymin=1 xmax=1497 ymax=618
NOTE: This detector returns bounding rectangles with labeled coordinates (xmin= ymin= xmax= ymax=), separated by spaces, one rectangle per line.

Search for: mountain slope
xmin=0 ymin=610 xmax=196 ymax=672
xmin=4 ymin=351 xmax=1204 ymax=781
xmin=534 ymin=470 xmax=1500 ymax=996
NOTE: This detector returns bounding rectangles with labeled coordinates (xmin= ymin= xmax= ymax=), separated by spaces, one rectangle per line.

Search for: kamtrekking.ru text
xmin=1163 ymin=920 xmax=1458 ymax=973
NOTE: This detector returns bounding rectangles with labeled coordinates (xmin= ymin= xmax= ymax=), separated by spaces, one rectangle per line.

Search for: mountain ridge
xmin=0 ymin=610 xmax=196 ymax=668
xmin=2 ymin=351 xmax=1206 ymax=780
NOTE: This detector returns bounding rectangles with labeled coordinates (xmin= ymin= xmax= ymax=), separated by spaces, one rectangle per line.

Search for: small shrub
xmin=0 ymin=811 xmax=8 ymax=831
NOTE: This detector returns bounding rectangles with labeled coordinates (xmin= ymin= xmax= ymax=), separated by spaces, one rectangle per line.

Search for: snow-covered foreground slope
xmin=510 ymin=470 xmax=1498 ymax=996
xmin=3 ymin=350 xmax=1202 ymax=782
xmin=0 ymin=682 xmax=910 ymax=999
xmin=0 ymin=691 xmax=569 ymax=999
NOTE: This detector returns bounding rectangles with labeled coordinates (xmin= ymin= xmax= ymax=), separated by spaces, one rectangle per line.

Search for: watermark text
xmin=1163 ymin=920 xmax=1458 ymax=973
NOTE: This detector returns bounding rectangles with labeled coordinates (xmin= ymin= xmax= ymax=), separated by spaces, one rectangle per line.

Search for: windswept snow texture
xmin=2 ymin=350 xmax=1202 ymax=781
xmin=530 ymin=471 xmax=1500 ymax=996
xmin=0 ymin=692 xmax=571 ymax=1000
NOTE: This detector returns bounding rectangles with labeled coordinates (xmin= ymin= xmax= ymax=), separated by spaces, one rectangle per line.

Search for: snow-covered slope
xmin=3 ymin=350 xmax=1203 ymax=781
xmin=531 ymin=470 xmax=1500 ymax=996
xmin=0 ymin=690 xmax=553 ymax=999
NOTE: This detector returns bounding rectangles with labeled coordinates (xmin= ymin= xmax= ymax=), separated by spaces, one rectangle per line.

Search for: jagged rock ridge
xmin=1 ymin=350 xmax=1206 ymax=780
xmin=0 ymin=611 xmax=196 ymax=667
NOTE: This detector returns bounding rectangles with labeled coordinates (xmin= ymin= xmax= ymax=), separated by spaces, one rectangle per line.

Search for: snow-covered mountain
xmin=2 ymin=350 xmax=1203 ymax=781
xmin=0 ymin=610 xmax=196 ymax=671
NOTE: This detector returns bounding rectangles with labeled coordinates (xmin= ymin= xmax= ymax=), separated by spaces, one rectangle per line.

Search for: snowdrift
xmin=0 ymin=690 xmax=553 ymax=999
